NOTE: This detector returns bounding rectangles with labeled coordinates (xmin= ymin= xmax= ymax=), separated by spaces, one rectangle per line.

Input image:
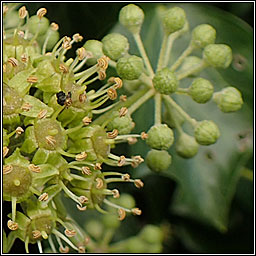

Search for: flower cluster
xmin=3 ymin=4 xmax=148 ymax=253
xmin=95 ymin=4 xmax=243 ymax=172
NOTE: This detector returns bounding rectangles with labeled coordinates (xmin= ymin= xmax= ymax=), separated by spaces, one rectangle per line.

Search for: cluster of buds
xmin=91 ymin=3 xmax=243 ymax=172
xmin=3 ymin=4 xmax=146 ymax=253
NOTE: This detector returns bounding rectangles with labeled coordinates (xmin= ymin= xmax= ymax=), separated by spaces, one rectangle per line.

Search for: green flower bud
xmin=191 ymin=24 xmax=216 ymax=48
xmin=203 ymin=44 xmax=232 ymax=68
xmin=146 ymin=149 xmax=172 ymax=172
xmin=178 ymin=56 xmax=202 ymax=75
xmin=213 ymin=86 xmax=243 ymax=112
xmin=189 ymin=77 xmax=214 ymax=103
xmin=85 ymin=220 xmax=103 ymax=240
xmin=102 ymin=214 xmax=120 ymax=229
xmin=37 ymin=29 xmax=59 ymax=51
xmin=146 ymin=124 xmax=174 ymax=150
xmin=107 ymin=111 xmax=134 ymax=135
xmin=162 ymin=7 xmax=186 ymax=34
xmin=28 ymin=15 xmax=50 ymax=36
xmin=194 ymin=120 xmax=220 ymax=145
xmin=115 ymin=193 xmax=136 ymax=209
xmin=127 ymin=237 xmax=147 ymax=253
xmin=3 ymin=85 xmax=23 ymax=115
xmin=119 ymin=4 xmax=144 ymax=34
xmin=153 ymin=67 xmax=179 ymax=94
xmin=175 ymin=133 xmax=199 ymax=158
xmin=102 ymin=33 xmax=129 ymax=61
xmin=139 ymin=225 xmax=164 ymax=244
xmin=116 ymin=55 xmax=144 ymax=80
xmin=83 ymin=40 xmax=104 ymax=65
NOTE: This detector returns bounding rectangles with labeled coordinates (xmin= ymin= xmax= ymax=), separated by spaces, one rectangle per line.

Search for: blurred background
xmin=4 ymin=2 xmax=254 ymax=254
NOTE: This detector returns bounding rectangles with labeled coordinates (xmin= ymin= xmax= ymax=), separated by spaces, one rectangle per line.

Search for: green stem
xmin=156 ymin=33 xmax=168 ymax=71
xmin=139 ymin=72 xmax=153 ymax=88
xmin=176 ymin=87 xmax=189 ymax=95
xmin=128 ymin=88 xmax=155 ymax=115
xmin=177 ymin=61 xmax=208 ymax=80
xmin=133 ymin=33 xmax=154 ymax=77
xmin=154 ymin=93 xmax=162 ymax=124
xmin=170 ymin=42 xmax=194 ymax=71
xmin=100 ymin=229 xmax=114 ymax=247
xmin=11 ymin=197 xmax=17 ymax=222
xmin=240 ymin=167 xmax=253 ymax=182
xmin=163 ymin=95 xmax=197 ymax=127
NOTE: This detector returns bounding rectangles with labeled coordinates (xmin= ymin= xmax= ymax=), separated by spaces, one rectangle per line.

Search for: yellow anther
xmin=82 ymin=116 xmax=92 ymax=126
xmin=8 ymin=57 xmax=18 ymax=67
xmin=32 ymin=230 xmax=42 ymax=239
xmin=37 ymin=109 xmax=47 ymax=119
xmin=107 ymin=129 xmax=119 ymax=139
xmin=64 ymin=229 xmax=77 ymax=237
xmin=18 ymin=6 xmax=27 ymax=19
xmin=3 ymin=165 xmax=13 ymax=175
xmin=3 ymin=146 xmax=9 ymax=158
xmin=118 ymin=208 xmax=126 ymax=221
xmin=21 ymin=102 xmax=32 ymax=112
xmin=107 ymin=88 xmax=117 ymax=100
xmin=59 ymin=63 xmax=69 ymax=73
xmin=27 ymin=75 xmax=38 ymax=83
xmin=37 ymin=8 xmax=47 ymax=19
xmin=119 ymin=107 xmax=128 ymax=117
xmin=131 ymin=208 xmax=142 ymax=216
xmin=79 ymin=196 xmax=89 ymax=204
xmin=77 ymin=47 xmax=87 ymax=60
xmin=50 ymin=22 xmax=59 ymax=31
xmin=81 ymin=166 xmax=92 ymax=175
xmin=118 ymin=155 xmax=126 ymax=167
xmin=7 ymin=220 xmax=18 ymax=230
xmin=95 ymin=178 xmax=104 ymax=189
xmin=45 ymin=135 xmax=56 ymax=146
xmin=29 ymin=164 xmax=41 ymax=173
xmin=112 ymin=189 xmax=120 ymax=198
xmin=73 ymin=33 xmax=83 ymax=42
xmin=38 ymin=192 xmax=49 ymax=201
xmin=141 ymin=132 xmax=148 ymax=140
xmin=76 ymin=152 xmax=88 ymax=161
xmin=134 ymin=179 xmax=144 ymax=189
xmin=59 ymin=246 xmax=69 ymax=253
xmin=76 ymin=204 xmax=87 ymax=211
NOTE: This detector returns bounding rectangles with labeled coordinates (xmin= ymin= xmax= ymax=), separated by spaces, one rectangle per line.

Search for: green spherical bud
xmin=194 ymin=120 xmax=220 ymax=145
xmin=102 ymin=214 xmax=120 ymax=229
xmin=28 ymin=15 xmax=50 ymax=36
xmin=153 ymin=68 xmax=179 ymax=94
xmin=139 ymin=225 xmax=164 ymax=244
xmin=107 ymin=111 xmax=134 ymax=135
xmin=102 ymin=33 xmax=129 ymax=61
xmin=85 ymin=220 xmax=103 ymax=240
xmin=116 ymin=55 xmax=144 ymax=80
xmin=176 ymin=133 xmax=199 ymax=158
xmin=146 ymin=149 xmax=172 ymax=172
xmin=37 ymin=30 xmax=59 ymax=51
xmin=127 ymin=238 xmax=147 ymax=253
xmin=146 ymin=124 xmax=174 ymax=150
xmin=213 ymin=86 xmax=243 ymax=113
xmin=83 ymin=40 xmax=104 ymax=65
xmin=116 ymin=193 xmax=136 ymax=209
xmin=162 ymin=7 xmax=186 ymax=34
xmin=189 ymin=77 xmax=214 ymax=103
xmin=119 ymin=4 xmax=144 ymax=34
xmin=191 ymin=24 xmax=216 ymax=48
xmin=203 ymin=44 xmax=232 ymax=68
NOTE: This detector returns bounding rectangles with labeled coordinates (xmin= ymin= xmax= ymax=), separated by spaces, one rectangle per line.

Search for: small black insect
xmin=56 ymin=91 xmax=72 ymax=107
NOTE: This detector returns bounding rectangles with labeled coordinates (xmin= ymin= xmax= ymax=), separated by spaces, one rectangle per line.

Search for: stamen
xmin=131 ymin=208 xmax=142 ymax=215
xmin=3 ymin=146 xmax=9 ymax=158
xmin=107 ymin=129 xmax=119 ymax=139
xmin=48 ymin=235 xmax=57 ymax=253
xmin=29 ymin=164 xmax=41 ymax=173
xmin=21 ymin=54 xmax=28 ymax=63
xmin=21 ymin=102 xmax=32 ymax=111
xmin=82 ymin=116 xmax=92 ymax=126
xmin=64 ymin=229 xmax=77 ymax=237
xmin=118 ymin=208 xmax=126 ymax=221
xmin=141 ymin=132 xmax=148 ymax=140
xmin=15 ymin=126 xmax=24 ymax=136
xmin=41 ymin=231 xmax=48 ymax=239
xmin=3 ymin=5 xmax=8 ymax=15
xmin=122 ymin=173 xmax=130 ymax=181
xmin=59 ymin=63 xmax=69 ymax=74
xmin=7 ymin=220 xmax=18 ymax=230
xmin=37 ymin=109 xmax=47 ymax=119
xmin=94 ymin=163 xmax=102 ymax=170
xmin=3 ymin=64 xmax=7 ymax=73
xmin=50 ymin=22 xmax=59 ymax=31
xmin=59 ymin=246 xmax=69 ymax=253
xmin=107 ymin=88 xmax=117 ymax=100
xmin=95 ymin=178 xmax=104 ymax=189
xmin=37 ymin=240 xmax=43 ymax=253
xmin=97 ymin=56 xmax=109 ymax=70
xmin=119 ymin=107 xmax=128 ymax=117
xmin=17 ymin=30 xmax=25 ymax=38
xmin=32 ymin=230 xmax=42 ymax=239
xmin=18 ymin=6 xmax=27 ymax=19
xmin=37 ymin=8 xmax=47 ymax=19
xmin=98 ymin=69 xmax=106 ymax=80
xmin=76 ymin=204 xmax=87 ymax=211
xmin=45 ymin=135 xmax=56 ymax=146
xmin=3 ymin=164 xmax=13 ymax=175
xmin=112 ymin=189 xmax=120 ymax=198
xmin=73 ymin=33 xmax=83 ymax=42
xmin=78 ymin=246 xmax=86 ymax=253
xmin=131 ymin=155 xmax=144 ymax=168
xmin=53 ymin=229 xmax=79 ymax=251
xmin=81 ymin=166 xmax=92 ymax=175
xmin=8 ymin=57 xmax=18 ymax=67
xmin=120 ymin=95 xmax=127 ymax=102
xmin=79 ymin=196 xmax=89 ymax=204
xmin=38 ymin=192 xmax=49 ymax=202
xmin=62 ymin=36 xmax=72 ymax=50
xmin=118 ymin=155 xmax=126 ymax=167
xmin=27 ymin=75 xmax=38 ymax=84
xmin=77 ymin=47 xmax=87 ymax=60
xmin=134 ymin=179 xmax=144 ymax=188
xmin=75 ymin=152 xmax=88 ymax=161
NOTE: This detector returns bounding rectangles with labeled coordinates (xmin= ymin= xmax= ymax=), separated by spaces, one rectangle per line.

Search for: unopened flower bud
xmin=191 ymin=24 xmax=216 ymax=48
xmin=162 ymin=7 xmax=186 ymax=34
xmin=188 ymin=77 xmax=214 ymax=103
xmin=146 ymin=124 xmax=174 ymax=150
xmin=83 ymin=40 xmax=104 ymax=65
xmin=213 ymin=86 xmax=243 ymax=112
xmin=176 ymin=133 xmax=199 ymax=158
xmin=203 ymin=44 xmax=232 ymax=68
xmin=102 ymin=33 xmax=129 ymax=61
xmin=146 ymin=149 xmax=172 ymax=172
xmin=139 ymin=225 xmax=164 ymax=244
xmin=119 ymin=4 xmax=144 ymax=34
xmin=194 ymin=120 xmax=220 ymax=145
xmin=153 ymin=68 xmax=179 ymax=94
xmin=116 ymin=55 xmax=144 ymax=80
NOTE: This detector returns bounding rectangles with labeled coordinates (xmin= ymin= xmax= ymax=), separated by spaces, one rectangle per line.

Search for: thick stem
xmin=154 ymin=93 xmax=162 ymax=124
xmin=177 ymin=61 xmax=208 ymax=80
